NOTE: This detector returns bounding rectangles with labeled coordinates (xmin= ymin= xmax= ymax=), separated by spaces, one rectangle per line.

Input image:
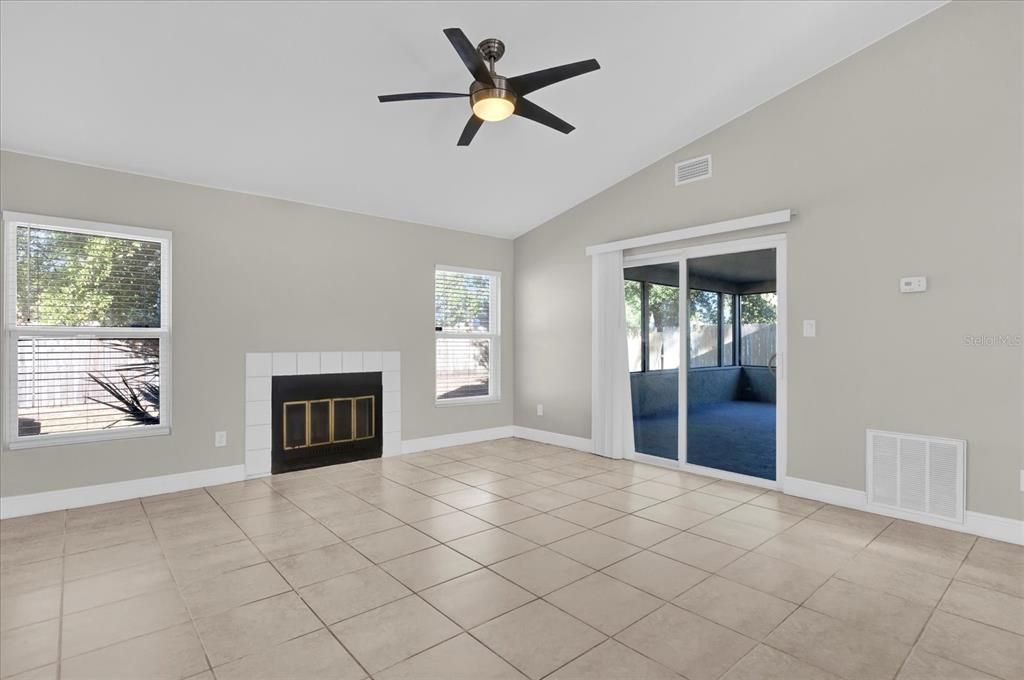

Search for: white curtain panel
xmin=591 ymin=250 xmax=635 ymax=459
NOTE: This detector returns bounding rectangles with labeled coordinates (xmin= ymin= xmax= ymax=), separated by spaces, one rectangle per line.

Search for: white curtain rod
xmin=584 ymin=209 xmax=793 ymax=256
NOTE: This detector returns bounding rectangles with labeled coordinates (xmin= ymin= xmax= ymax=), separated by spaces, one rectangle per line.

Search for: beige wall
xmin=514 ymin=1 xmax=1024 ymax=520
xmin=0 ymin=151 xmax=514 ymax=496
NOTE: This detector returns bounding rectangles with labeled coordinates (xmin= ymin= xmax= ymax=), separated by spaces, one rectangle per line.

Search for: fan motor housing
xmin=470 ymin=76 xmax=517 ymax=111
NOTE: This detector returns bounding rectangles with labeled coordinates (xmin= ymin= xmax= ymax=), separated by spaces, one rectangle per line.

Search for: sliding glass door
xmin=620 ymin=235 xmax=785 ymax=484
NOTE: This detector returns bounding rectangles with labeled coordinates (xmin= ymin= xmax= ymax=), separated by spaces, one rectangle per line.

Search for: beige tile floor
xmin=1 ymin=438 xmax=1022 ymax=680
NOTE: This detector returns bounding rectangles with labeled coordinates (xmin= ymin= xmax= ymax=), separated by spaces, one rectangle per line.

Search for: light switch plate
xmin=802 ymin=320 xmax=816 ymax=337
xmin=536 ymin=404 xmax=544 ymax=416
xmin=215 ymin=431 xmax=227 ymax=447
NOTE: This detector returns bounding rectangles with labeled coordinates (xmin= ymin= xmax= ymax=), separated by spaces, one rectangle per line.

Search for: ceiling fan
xmin=378 ymin=28 xmax=600 ymax=146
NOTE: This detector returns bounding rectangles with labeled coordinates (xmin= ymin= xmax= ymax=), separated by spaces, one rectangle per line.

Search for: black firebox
xmin=271 ymin=372 xmax=382 ymax=474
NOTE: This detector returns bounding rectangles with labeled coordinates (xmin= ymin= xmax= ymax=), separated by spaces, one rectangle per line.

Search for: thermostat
xmin=899 ymin=276 xmax=927 ymax=293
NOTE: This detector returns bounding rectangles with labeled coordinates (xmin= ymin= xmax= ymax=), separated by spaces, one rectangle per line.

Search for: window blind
xmin=434 ymin=270 xmax=492 ymax=333
xmin=16 ymin=226 xmax=162 ymax=327
xmin=434 ymin=269 xmax=498 ymax=402
xmin=17 ymin=337 xmax=161 ymax=435
xmin=436 ymin=337 xmax=491 ymax=399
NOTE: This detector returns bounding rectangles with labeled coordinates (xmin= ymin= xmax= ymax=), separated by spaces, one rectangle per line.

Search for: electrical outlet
xmin=1020 ymin=470 xmax=1024 ymax=493
xmin=536 ymin=404 xmax=544 ymax=417
xmin=802 ymin=320 xmax=816 ymax=337
xmin=215 ymin=431 xmax=227 ymax=447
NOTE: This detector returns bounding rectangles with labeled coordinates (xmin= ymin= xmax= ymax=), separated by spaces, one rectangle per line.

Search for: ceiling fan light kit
xmin=378 ymin=28 xmax=600 ymax=145
xmin=471 ymin=76 xmax=516 ymax=122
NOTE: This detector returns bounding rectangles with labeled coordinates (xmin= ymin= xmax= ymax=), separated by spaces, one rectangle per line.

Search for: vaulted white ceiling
xmin=0 ymin=1 xmax=944 ymax=237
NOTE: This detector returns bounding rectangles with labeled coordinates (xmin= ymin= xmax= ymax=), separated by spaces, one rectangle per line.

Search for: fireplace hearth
xmin=271 ymin=371 xmax=382 ymax=474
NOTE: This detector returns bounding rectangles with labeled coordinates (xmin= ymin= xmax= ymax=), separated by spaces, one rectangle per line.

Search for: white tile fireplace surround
xmin=244 ymin=351 xmax=401 ymax=477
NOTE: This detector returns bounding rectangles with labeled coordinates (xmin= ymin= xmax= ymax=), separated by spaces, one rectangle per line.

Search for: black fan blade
xmin=378 ymin=92 xmax=468 ymax=102
xmin=508 ymin=59 xmax=600 ymax=96
xmin=457 ymin=115 xmax=484 ymax=146
xmin=513 ymin=98 xmax=574 ymax=134
xmin=443 ymin=28 xmax=494 ymax=85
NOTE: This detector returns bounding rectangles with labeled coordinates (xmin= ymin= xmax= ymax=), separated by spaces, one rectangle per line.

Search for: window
xmin=4 ymin=213 xmax=171 ymax=448
xmin=648 ymin=283 xmax=680 ymax=370
xmin=740 ymin=292 xmax=777 ymax=366
xmin=688 ymin=290 xmax=720 ymax=368
xmin=687 ymin=289 xmax=777 ymax=368
xmin=434 ymin=267 xmax=499 ymax=403
xmin=625 ymin=279 xmax=680 ymax=372
xmin=624 ymin=280 xmax=643 ymax=372
xmin=721 ymin=294 xmax=735 ymax=366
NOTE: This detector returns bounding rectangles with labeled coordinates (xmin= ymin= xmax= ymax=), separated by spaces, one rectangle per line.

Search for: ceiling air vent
xmin=674 ymin=154 xmax=712 ymax=186
xmin=866 ymin=429 xmax=965 ymax=523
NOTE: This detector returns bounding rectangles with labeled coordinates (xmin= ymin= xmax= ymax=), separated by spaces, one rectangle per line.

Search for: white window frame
xmin=3 ymin=211 xmax=173 ymax=450
xmin=434 ymin=265 xmax=501 ymax=406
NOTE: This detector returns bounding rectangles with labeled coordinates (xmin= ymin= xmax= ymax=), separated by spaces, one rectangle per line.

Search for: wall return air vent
xmin=674 ymin=154 xmax=712 ymax=186
xmin=866 ymin=429 xmax=965 ymax=523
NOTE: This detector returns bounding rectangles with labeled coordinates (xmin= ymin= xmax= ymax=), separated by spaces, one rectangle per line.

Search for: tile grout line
xmin=344 ymin=449 xmax=559 ymax=678
xmin=221 ymin=482 xmax=375 ymax=648
xmin=209 ymin=482 xmax=378 ymax=680
xmin=220 ymin=466 xmax=551 ymax=677
xmin=710 ymin=510 xmax=897 ymax=680
xmin=14 ymin=505 xmax=185 ymax=675
xmin=756 ymin=510 xmax=996 ymax=679
xmin=140 ymin=489 xmax=217 ymax=678
xmin=56 ymin=503 xmax=173 ymax=674
xmin=312 ymin=449 xmax=614 ymax=679
xmin=451 ymin=476 xmax=773 ymax=677
xmin=421 ymin=473 xmax=740 ymax=678
xmin=55 ymin=508 xmax=67 ymax=680
xmin=55 ymin=506 xmax=182 ymax=665
xmin=892 ymin=534 xmax=988 ymax=680
xmin=587 ymin=489 xmax=809 ymax=678
xmin=923 ymin=543 xmax=1024 ymax=637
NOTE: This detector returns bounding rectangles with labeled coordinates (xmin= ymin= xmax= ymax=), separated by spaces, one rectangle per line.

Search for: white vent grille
xmin=674 ymin=154 xmax=712 ymax=186
xmin=867 ymin=429 xmax=965 ymax=523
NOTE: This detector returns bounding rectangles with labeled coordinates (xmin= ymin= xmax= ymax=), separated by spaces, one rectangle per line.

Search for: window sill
xmin=5 ymin=425 xmax=170 ymax=451
xmin=434 ymin=396 xmax=501 ymax=408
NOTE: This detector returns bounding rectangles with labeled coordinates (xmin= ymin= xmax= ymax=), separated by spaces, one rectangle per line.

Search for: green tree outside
xmin=434 ymin=271 xmax=491 ymax=331
xmin=17 ymin=227 xmax=161 ymax=327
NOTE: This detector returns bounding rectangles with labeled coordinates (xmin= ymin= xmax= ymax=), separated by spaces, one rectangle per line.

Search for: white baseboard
xmin=784 ymin=476 xmax=1023 ymax=546
xmin=0 ymin=464 xmax=246 ymax=519
xmin=401 ymin=426 xmax=514 ymax=455
xmin=512 ymin=426 xmax=594 ymax=453
xmin=963 ymin=511 xmax=1024 ymax=546
xmin=783 ymin=476 xmax=868 ymax=508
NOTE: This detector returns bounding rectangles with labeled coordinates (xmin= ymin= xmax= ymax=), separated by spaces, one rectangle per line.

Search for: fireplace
xmin=271 ymin=371 xmax=382 ymax=474
xmin=244 ymin=351 xmax=400 ymax=478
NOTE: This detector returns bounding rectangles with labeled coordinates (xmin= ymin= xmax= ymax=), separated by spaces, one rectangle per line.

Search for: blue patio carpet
xmin=633 ymin=400 xmax=776 ymax=480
